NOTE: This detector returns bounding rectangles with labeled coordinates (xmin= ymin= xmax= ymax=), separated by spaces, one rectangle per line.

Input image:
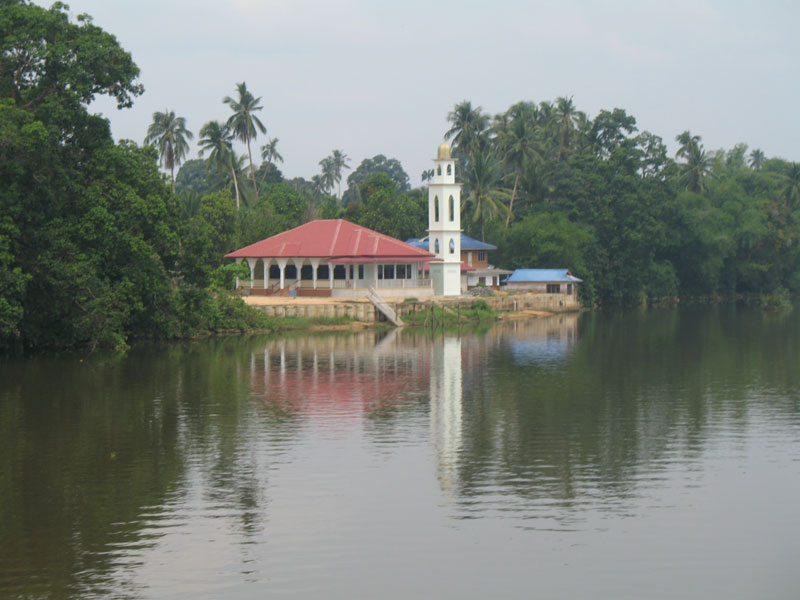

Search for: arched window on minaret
xmin=435 ymin=239 xmax=440 ymax=254
xmin=447 ymin=163 xmax=452 ymax=176
xmin=437 ymin=165 xmax=442 ymax=176
xmin=449 ymin=239 xmax=455 ymax=254
xmin=449 ymin=195 xmax=454 ymax=221
xmin=434 ymin=196 xmax=439 ymax=222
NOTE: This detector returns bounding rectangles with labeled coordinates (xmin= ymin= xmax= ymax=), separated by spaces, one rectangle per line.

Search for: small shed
xmin=503 ymin=269 xmax=582 ymax=297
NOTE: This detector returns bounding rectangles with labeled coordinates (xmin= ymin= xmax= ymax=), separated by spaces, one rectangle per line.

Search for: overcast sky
xmin=44 ymin=0 xmax=799 ymax=185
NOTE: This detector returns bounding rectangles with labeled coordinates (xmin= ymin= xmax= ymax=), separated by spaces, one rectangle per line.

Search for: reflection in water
xmin=1 ymin=308 xmax=799 ymax=599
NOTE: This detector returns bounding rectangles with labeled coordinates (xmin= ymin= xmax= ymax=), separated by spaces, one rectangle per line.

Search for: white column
xmin=328 ymin=262 xmax=333 ymax=289
xmin=246 ymin=257 xmax=257 ymax=289
xmin=263 ymin=260 xmax=268 ymax=289
xmin=276 ymin=257 xmax=289 ymax=290
xmin=309 ymin=257 xmax=321 ymax=289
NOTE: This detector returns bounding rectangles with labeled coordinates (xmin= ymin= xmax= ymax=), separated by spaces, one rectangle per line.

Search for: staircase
xmin=367 ymin=287 xmax=404 ymax=327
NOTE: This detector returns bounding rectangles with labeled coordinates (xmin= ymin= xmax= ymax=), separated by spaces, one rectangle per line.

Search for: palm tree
xmin=144 ymin=110 xmax=193 ymax=193
xmin=784 ymin=163 xmax=800 ymax=208
xmin=421 ymin=169 xmax=435 ymax=183
xmin=445 ymin=100 xmax=489 ymax=161
xmin=676 ymin=131 xmax=711 ymax=193
xmin=462 ymin=149 xmax=510 ymax=241
xmin=331 ymin=149 xmax=351 ymax=198
xmin=749 ymin=148 xmax=766 ymax=170
xmin=319 ymin=157 xmax=336 ymax=195
xmin=496 ymin=104 xmax=541 ymax=227
xmin=553 ymin=96 xmax=583 ymax=160
xmin=198 ymin=120 xmax=241 ymax=208
xmin=260 ymin=137 xmax=283 ymax=165
xmin=223 ymin=82 xmax=267 ymax=198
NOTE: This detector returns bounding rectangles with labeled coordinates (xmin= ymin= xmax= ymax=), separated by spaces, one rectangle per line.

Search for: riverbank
xmin=242 ymin=291 xmax=580 ymax=325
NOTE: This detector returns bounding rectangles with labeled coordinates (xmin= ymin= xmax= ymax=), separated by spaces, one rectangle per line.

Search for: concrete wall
xmin=248 ymin=292 xmax=580 ymax=323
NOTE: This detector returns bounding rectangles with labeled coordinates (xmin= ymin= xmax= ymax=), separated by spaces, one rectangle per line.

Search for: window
xmin=358 ymin=264 xmax=364 ymax=279
xmin=317 ymin=265 xmax=329 ymax=279
xmin=269 ymin=265 xmax=280 ymax=279
xmin=449 ymin=195 xmax=454 ymax=221
xmin=378 ymin=265 xmax=383 ymax=279
xmin=546 ymin=284 xmax=561 ymax=294
xmin=407 ymin=264 xmax=412 ymax=279
xmin=285 ymin=265 xmax=297 ymax=279
xmin=477 ymin=250 xmax=486 ymax=262
xmin=446 ymin=163 xmax=452 ymax=176
xmin=301 ymin=265 xmax=313 ymax=280
xmin=437 ymin=165 xmax=442 ymax=176
xmin=384 ymin=265 xmax=395 ymax=279
xmin=349 ymin=265 xmax=354 ymax=279
xmin=449 ymin=239 xmax=455 ymax=254
xmin=434 ymin=196 xmax=439 ymax=222
xmin=567 ymin=284 xmax=573 ymax=295
xmin=397 ymin=264 xmax=406 ymax=279
xmin=434 ymin=239 xmax=440 ymax=254
xmin=333 ymin=265 xmax=346 ymax=279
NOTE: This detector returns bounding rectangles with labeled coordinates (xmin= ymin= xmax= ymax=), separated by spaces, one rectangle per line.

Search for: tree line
xmin=2 ymin=1 xmax=798 ymax=350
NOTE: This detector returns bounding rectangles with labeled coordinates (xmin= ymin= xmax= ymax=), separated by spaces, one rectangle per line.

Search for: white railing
xmin=241 ymin=277 xmax=433 ymax=291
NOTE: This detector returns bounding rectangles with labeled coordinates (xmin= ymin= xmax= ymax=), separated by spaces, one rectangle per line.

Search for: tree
xmin=553 ymin=96 xmax=583 ymax=160
xmin=318 ymin=156 xmax=336 ymax=195
xmin=675 ymin=131 xmax=712 ymax=193
xmin=784 ymin=163 xmax=800 ymax=208
xmin=223 ymin=82 xmax=267 ymax=199
xmin=345 ymin=154 xmax=410 ymax=195
xmin=0 ymin=1 xmax=142 ymax=113
xmin=462 ymin=149 xmax=510 ymax=241
xmin=749 ymin=148 xmax=766 ymax=170
xmin=143 ymin=110 xmax=193 ymax=193
xmin=198 ymin=120 xmax=240 ymax=208
xmin=330 ymin=149 xmax=350 ymax=198
xmin=260 ymin=137 xmax=283 ymax=165
xmin=496 ymin=103 xmax=541 ymax=227
xmin=446 ymin=101 xmax=489 ymax=160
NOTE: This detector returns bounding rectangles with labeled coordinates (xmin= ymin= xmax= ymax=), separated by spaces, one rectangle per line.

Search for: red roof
xmin=225 ymin=219 xmax=436 ymax=261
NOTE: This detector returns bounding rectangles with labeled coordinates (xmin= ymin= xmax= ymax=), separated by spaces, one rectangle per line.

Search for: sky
xmin=39 ymin=0 xmax=800 ymax=185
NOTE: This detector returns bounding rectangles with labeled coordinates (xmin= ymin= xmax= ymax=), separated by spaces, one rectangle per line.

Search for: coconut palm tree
xmin=462 ymin=149 xmax=510 ymax=241
xmin=319 ymin=157 xmax=336 ymax=195
xmin=331 ymin=149 xmax=351 ymax=198
xmin=198 ymin=120 xmax=241 ymax=208
xmin=144 ymin=110 xmax=193 ymax=193
xmin=446 ymin=100 xmax=489 ymax=161
xmin=749 ymin=148 xmax=766 ymax=170
xmin=784 ymin=163 xmax=800 ymax=208
xmin=676 ymin=131 xmax=711 ymax=193
xmin=223 ymin=82 xmax=267 ymax=198
xmin=553 ymin=96 xmax=583 ymax=160
xmin=260 ymin=137 xmax=283 ymax=165
xmin=496 ymin=104 xmax=541 ymax=227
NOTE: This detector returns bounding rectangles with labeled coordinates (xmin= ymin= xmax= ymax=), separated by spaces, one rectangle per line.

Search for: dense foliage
xmin=2 ymin=2 xmax=798 ymax=350
xmin=0 ymin=1 xmax=264 ymax=350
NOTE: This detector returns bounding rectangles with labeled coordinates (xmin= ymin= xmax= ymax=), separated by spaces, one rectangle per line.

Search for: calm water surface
xmin=1 ymin=306 xmax=799 ymax=598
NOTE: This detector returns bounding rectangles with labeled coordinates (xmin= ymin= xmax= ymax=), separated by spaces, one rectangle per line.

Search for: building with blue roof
xmin=406 ymin=233 xmax=511 ymax=291
xmin=504 ymin=269 xmax=582 ymax=298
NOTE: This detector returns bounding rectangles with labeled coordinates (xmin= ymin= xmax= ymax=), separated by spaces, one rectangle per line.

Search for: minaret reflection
xmin=429 ymin=334 xmax=464 ymax=494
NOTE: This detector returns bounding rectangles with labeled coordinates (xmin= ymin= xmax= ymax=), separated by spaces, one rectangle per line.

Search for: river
xmin=1 ymin=306 xmax=799 ymax=598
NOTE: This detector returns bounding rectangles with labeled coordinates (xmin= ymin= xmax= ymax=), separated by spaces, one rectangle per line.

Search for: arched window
xmin=449 ymin=239 xmax=455 ymax=254
xmin=434 ymin=239 xmax=440 ymax=254
xmin=449 ymin=195 xmax=454 ymax=221
xmin=446 ymin=163 xmax=452 ymax=176
xmin=437 ymin=165 xmax=442 ymax=176
xmin=434 ymin=196 xmax=439 ymax=222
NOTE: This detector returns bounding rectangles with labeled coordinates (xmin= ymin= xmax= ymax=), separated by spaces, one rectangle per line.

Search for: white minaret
xmin=428 ymin=142 xmax=462 ymax=296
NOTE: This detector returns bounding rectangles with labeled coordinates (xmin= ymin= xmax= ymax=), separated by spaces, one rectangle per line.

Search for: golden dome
xmin=437 ymin=141 xmax=452 ymax=160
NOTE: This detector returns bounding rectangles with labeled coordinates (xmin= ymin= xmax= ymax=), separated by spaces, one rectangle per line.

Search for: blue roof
xmin=405 ymin=234 xmax=496 ymax=251
xmin=505 ymin=269 xmax=583 ymax=283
